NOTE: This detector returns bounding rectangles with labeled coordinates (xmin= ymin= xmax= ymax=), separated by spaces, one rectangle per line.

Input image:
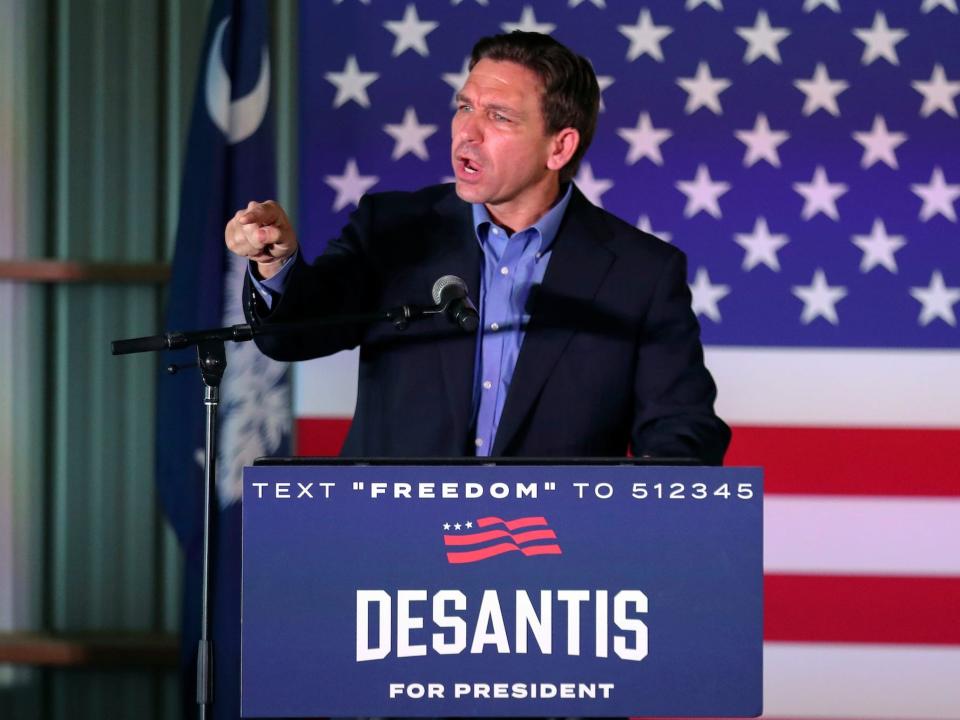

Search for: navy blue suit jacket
xmin=243 ymin=183 xmax=730 ymax=464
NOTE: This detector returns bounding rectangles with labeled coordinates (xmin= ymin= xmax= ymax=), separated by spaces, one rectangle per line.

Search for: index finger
xmin=237 ymin=201 xmax=281 ymax=226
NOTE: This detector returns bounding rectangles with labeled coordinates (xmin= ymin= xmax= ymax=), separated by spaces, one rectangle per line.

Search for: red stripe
xmin=447 ymin=542 xmax=563 ymax=564
xmin=521 ymin=544 xmax=563 ymax=557
xmin=296 ymin=418 xmax=960 ymax=498
xmin=295 ymin=418 xmax=350 ymax=456
xmin=765 ymin=574 xmax=960 ymax=645
xmin=477 ymin=516 xmax=548 ymax=530
xmin=726 ymin=426 xmax=960 ymax=497
xmin=298 ymin=419 xmax=960 ymax=497
xmin=444 ymin=528 xmax=557 ymax=547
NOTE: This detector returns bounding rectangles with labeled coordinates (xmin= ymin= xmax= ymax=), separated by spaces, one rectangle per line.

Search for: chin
xmin=454 ymin=180 xmax=486 ymax=204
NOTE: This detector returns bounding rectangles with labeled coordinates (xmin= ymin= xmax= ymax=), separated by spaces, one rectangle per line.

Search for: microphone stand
xmin=111 ymin=301 xmax=445 ymax=719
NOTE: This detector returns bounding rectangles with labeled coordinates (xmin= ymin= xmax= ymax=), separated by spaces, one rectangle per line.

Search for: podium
xmin=240 ymin=459 xmax=763 ymax=717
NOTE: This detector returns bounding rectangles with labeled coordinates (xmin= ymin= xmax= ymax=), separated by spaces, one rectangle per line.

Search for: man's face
xmin=451 ymin=59 xmax=557 ymax=210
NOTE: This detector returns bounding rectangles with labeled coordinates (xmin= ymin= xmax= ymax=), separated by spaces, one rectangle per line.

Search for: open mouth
xmin=458 ymin=156 xmax=482 ymax=177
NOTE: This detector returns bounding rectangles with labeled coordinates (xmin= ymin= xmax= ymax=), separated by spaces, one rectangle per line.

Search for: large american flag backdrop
xmin=293 ymin=2 xmax=959 ymax=718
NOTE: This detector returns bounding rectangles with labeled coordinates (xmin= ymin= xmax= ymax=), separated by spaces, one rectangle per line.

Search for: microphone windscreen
xmin=431 ymin=274 xmax=468 ymax=305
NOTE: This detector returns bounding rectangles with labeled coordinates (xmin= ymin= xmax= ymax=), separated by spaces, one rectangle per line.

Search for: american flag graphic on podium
xmin=293 ymin=2 xmax=959 ymax=718
xmin=444 ymin=515 xmax=564 ymax=563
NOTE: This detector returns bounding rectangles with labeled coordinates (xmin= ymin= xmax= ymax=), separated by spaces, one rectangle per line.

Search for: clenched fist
xmin=225 ymin=200 xmax=299 ymax=279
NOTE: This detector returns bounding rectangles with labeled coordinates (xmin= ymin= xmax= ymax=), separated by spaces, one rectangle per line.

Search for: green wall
xmin=0 ymin=1 xmax=299 ymax=717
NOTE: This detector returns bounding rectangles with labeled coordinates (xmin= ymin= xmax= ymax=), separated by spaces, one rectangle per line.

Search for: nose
xmin=455 ymin=112 xmax=482 ymax=144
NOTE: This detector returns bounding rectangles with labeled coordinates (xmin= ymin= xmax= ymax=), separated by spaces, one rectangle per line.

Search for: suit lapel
xmin=430 ymin=190 xmax=482 ymax=451
xmin=492 ymin=188 xmax=615 ymax=455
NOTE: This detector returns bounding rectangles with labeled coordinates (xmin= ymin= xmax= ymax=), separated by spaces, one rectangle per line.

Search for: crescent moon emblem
xmin=204 ymin=17 xmax=270 ymax=145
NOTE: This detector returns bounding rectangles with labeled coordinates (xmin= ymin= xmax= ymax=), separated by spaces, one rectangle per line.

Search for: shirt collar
xmin=471 ymin=182 xmax=573 ymax=253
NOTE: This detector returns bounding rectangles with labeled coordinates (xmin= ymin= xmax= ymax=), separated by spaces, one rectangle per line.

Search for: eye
xmin=491 ymin=111 xmax=509 ymax=122
xmin=457 ymin=103 xmax=473 ymax=113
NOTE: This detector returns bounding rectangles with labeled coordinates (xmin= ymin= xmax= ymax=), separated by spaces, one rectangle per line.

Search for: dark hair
xmin=470 ymin=31 xmax=600 ymax=183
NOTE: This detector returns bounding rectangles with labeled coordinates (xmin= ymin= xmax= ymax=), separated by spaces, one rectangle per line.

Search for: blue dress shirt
xmin=469 ymin=183 xmax=572 ymax=455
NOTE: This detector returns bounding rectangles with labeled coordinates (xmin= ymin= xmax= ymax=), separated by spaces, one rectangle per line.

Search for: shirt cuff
xmin=247 ymin=250 xmax=298 ymax=311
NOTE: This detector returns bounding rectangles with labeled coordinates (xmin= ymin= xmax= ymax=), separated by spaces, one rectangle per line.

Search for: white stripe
xmin=706 ymin=346 xmax=960 ymax=428
xmin=293 ymin=349 xmax=359 ymax=417
xmin=764 ymin=642 xmax=960 ymax=719
xmin=765 ymin=496 xmax=960 ymax=576
xmin=294 ymin=347 xmax=960 ymax=428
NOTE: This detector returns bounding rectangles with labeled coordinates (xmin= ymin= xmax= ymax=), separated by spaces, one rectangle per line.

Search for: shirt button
xmin=500 ymin=266 xmax=509 ymax=275
xmin=492 ymin=227 xmax=500 ymax=236
xmin=490 ymin=322 xmax=500 ymax=331
xmin=482 ymin=380 xmax=492 ymax=390
xmin=475 ymin=438 xmax=484 ymax=448
xmin=536 ymin=252 xmax=543 ymax=259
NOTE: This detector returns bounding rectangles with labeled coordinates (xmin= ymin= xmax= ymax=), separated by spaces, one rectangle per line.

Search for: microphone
xmin=432 ymin=275 xmax=479 ymax=332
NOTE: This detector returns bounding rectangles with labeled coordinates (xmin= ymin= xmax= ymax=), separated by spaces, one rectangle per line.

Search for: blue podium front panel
xmin=241 ymin=465 xmax=762 ymax=717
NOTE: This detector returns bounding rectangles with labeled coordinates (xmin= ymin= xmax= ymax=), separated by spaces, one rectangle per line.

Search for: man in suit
xmin=225 ymin=31 xmax=730 ymax=464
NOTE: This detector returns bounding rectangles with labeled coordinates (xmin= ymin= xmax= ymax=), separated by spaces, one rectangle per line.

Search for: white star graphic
xmin=637 ymin=215 xmax=672 ymax=243
xmin=911 ymin=166 xmax=960 ymax=222
xmin=803 ymin=0 xmax=841 ymax=11
xmin=596 ymin=73 xmax=614 ymax=112
xmin=383 ymin=4 xmax=438 ymax=58
xmin=465 ymin=520 xmax=474 ymax=528
xmin=574 ymin=162 xmax=614 ymax=207
xmin=451 ymin=0 xmax=489 ymax=5
xmin=443 ymin=522 xmax=451 ymax=530
xmin=793 ymin=269 xmax=847 ymax=325
xmin=912 ymin=64 xmax=960 ymax=118
xmin=689 ymin=267 xmax=730 ymax=323
xmin=676 ymin=164 xmax=731 ymax=219
xmin=921 ymin=0 xmax=958 ymax=12
xmin=734 ymin=217 xmax=789 ymax=271
xmin=793 ymin=166 xmax=848 ymax=221
xmin=910 ymin=270 xmax=960 ymax=326
xmin=501 ymin=6 xmax=556 ymax=34
xmin=570 ymin=0 xmax=605 ymax=6
xmin=735 ymin=113 xmax=790 ymax=168
xmin=618 ymin=9 xmax=673 ymax=62
xmin=442 ymin=57 xmax=471 ymax=109
xmin=851 ymin=219 xmax=906 ymax=273
xmin=794 ymin=63 xmax=849 ymax=117
xmin=735 ymin=10 xmax=791 ymax=64
xmin=383 ymin=107 xmax=437 ymax=161
xmin=686 ymin=0 xmax=723 ymax=10
xmin=324 ymin=55 xmax=379 ymax=109
xmin=616 ymin=112 xmax=673 ymax=166
xmin=853 ymin=11 xmax=908 ymax=66
xmin=852 ymin=115 xmax=907 ymax=170
xmin=324 ymin=158 xmax=379 ymax=212
xmin=677 ymin=61 xmax=731 ymax=115
xmin=454 ymin=522 xmax=462 ymax=530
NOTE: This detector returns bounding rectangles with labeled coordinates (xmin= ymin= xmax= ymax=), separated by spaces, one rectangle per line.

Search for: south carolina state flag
xmin=155 ymin=0 xmax=290 ymax=718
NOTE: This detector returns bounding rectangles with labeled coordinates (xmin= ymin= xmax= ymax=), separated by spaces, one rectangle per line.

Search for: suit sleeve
xmin=630 ymin=250 xmax=731 ymax=465
xmin=242 ymin=194 xmax=382 ymax=361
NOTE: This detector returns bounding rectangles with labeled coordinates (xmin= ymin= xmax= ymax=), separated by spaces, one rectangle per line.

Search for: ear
xmin=546 ymin=128 xmax=580 ymax=173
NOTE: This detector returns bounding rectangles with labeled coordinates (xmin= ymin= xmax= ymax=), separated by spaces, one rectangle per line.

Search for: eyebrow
xmin=455 ymin=92 xmax=524 ymax=119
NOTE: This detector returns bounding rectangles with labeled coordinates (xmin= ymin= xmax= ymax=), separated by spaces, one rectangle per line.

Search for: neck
xmin=484 ymin=177 xmax=562 ymax=235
